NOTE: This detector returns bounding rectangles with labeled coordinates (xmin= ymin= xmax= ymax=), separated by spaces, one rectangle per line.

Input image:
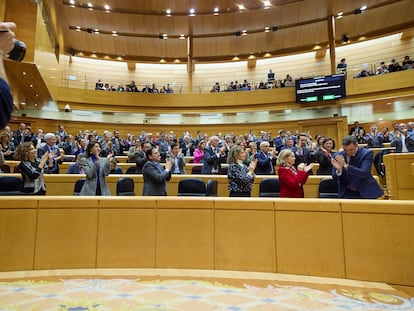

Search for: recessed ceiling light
xmin=213 ymin=7 xmax=219 ymax=15
xmin=104 ymin=4 xmax=110 ymax=10
xmin=166 ymin=9 xmax=171 ymax=16
xmin=264 ymin=26 xmax=270 ymax=32
xmin=189 ymin=8 xmax=195 ymax=16
xmin=238 ymin=4 xmax=245 ymax=11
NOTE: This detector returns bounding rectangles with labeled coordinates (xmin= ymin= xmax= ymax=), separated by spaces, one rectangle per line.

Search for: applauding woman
xmin=79 ymin=141 xmax=112 ymax=196
xmin=227 ymin=145 xmax=257 ymax=197
xmin=276 ymin=149 xmax=313 ymax=198
xmin=312 ymin=137 xmax=335 ymax=175
xmin=15 ymin=141 xmax=54 ymax=195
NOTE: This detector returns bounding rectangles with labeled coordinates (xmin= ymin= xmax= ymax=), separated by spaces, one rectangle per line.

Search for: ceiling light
xmin=189 ymin=8 xmax=195 ymax=16
xmin=264 ymin=53 xmax=272 ymax=57
xmin=87 ymin=2 xmax=93 ymax=10
xmin=242 ymin=30 xmax=247 ymax=35
xmin=69 ymin=0 xmax=75 ymax=4
xmin=104 ymin=4 xmax=110 ymax=10
xmin=75 ymin=26 xmax=81 ymax=31
xmin=179 ymin=34 xmax=186 ymax=39
xmin=360 ymin=5 xmax=367 ymax=11
xmin=159 ymin=33 xmax=168 ymax=40
xmin=112 ymin=30 xmax=118 ymax=36
xmin=232 ymin=56 xmax=240 ymax=61
xmin=174 ymin=59 xmax=180 ymax=63
xmin=213 ymin=7 xmax=219 ymax=15
xmin=263 ymin=1 xmax=271 ymax=9
xmin=22 ymin=71 xmax=27 ymax=75
xmin=166 ymin=9 xmax=171 ymax=16
xmin=238 ymin=4 xmax=245 ymax=11
xmin=160 ymin=58 xmax=166 ymax=63
xmin=248 ymin=54 xmax=255 ymax=59
xmin=264 ymin=26 xmax=271 ymax=32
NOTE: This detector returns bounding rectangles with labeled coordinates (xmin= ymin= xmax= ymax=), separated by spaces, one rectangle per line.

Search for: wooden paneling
xmin=342 ymin=200 xmax=414 ymax=286
xmin=156 ymin=197 xmax=214 ymax=269
xmin=275 ymin=199 xmax=345 ymax=278
xmin=1 ymin=196 xmax=414 ymax=290
xmin=34 ymin=198 xmax=99 ymax=269
xmin=0 ymin=198 xmax=37 ymax=271
xmin=214 ymin=200 xmax=276 ymax=272
xmin=383 ymin=153 xmax=414 ymax=200
xmin=4 ymin=0 xmax=37 ymax=63
xmin=97 ymin=199 xmax=157 ymax=268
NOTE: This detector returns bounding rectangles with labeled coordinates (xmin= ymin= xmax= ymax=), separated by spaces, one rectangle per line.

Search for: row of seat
xmin=0 ymin=176 xmax=338 ymax=197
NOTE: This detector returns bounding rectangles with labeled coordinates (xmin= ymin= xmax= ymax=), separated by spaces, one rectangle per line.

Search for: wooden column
xmin=187 ymin=18 xmax=193 ymax=93
xmin=327 ymin=15 xmax=336 ymax=75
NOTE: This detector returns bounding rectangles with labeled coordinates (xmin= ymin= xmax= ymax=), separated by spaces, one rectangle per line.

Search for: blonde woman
xmin=227 ymin=145 xmax=257 ymax=197
xmin=276 ymin=149 xmax=313 ymax=198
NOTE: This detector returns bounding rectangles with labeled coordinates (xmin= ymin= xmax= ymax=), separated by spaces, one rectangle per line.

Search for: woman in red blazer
xmin=276 ymin=149 xmax=314 ymax=198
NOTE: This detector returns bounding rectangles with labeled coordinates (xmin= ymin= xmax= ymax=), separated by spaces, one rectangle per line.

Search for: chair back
xmin=318 ymin=178 xmax=338 ymax=198
xmin=259 ymin=178 xmax=280 ymax=197
xmin=206 ymin=179 xmax=218 ymax=196
xmin=0 ymin=164 xmax=11 ymax=173
xmin=116 ymin=177 xmax=135 ymax=196
xmin=0 ymin=176 xmax=22 ymax=195
xmin=73 ymin=178 xmax=85 ymax=196
xmin=191 ymin=165 xmax=202 ymax=174
xmin=177 ymin=178 xmax=206 ymax=196
xmin=126 ymin=166 xmax=139 ymax=174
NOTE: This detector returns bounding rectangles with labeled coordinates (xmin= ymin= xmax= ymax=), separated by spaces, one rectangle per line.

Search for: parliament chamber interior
xmin=1 ymin=0 xmax=414 ymax=308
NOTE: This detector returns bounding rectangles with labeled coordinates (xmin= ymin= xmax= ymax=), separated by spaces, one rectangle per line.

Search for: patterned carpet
xmin=0 ymin=269 xmax=412 ymax=311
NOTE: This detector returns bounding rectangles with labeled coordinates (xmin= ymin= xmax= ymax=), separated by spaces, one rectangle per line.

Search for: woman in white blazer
xmin=79 ymin=141 xmax=112 ymax=196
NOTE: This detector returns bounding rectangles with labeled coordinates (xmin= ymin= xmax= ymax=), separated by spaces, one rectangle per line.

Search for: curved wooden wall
xmin=1 ymin=197 xmax=413 ymax=291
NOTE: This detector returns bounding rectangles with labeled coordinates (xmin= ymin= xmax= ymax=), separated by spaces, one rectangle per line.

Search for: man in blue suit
xmin=331 ymin=135 xmax=383 ymax=199
xmin=201 ymin=135 xmax=226 ymax=174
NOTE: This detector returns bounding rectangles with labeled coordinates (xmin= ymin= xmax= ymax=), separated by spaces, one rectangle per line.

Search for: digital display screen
xmin=295 ymin=74 xmax=346 ymax=103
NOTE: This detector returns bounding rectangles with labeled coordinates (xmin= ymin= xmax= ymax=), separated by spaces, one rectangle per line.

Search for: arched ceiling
xmin=44 ymin=0 xmax=414 ymax=62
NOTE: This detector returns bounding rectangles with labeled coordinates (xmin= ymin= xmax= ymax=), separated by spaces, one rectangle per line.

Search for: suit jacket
xmin=79 ymin=156 xmax=111 ymax=196
xmin=254 ymin=151 xmax=276 ymax=175
xmin=135 ymin=150 xmax=147 ymax=173
xmin=171 ymin=155 xmax=186 ymax=174
xmin=180 ymin=142 xmax=195 ymax=156
xmin=278 ymin=166 xmax=309 ymax=198
xmin=391 ymin=135 xmax=414 ymax=152
xmin=37 ymin=144 xmax=61 ymax=174
xmin=142 ymin=161 xmax=172 ymax=195
xmin=332 ymin=148 xmax=383 ymax=199
xmin=201 ymin=146 xmax=225 ymax=174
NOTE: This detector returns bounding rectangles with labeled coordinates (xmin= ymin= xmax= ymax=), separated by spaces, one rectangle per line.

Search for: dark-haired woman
xmin=313 ymin=137 xmax=336 ymax=175
xmin=79 ymin=141 xmax=112 ymax=196
xmin=15 ymin=141 xmax=54 ymax=195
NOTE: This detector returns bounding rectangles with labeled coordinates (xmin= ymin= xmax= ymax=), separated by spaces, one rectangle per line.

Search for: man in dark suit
xmin=142 ymin=147 xmax=172 ymax=196
xmin=349 ymin=121 xmax=364 ymax=136
xmin=201 ymin=135 xmax=226 ymax=174
xmin=37 ymin=132 xmax=62 ymax=174
xmin=331 ymin=135 xmax=383 ymax=199
xmin=294 ymin=133 xmax=312 ymax=169
xmin=254 ymin=141 xmax=277 ymax=175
